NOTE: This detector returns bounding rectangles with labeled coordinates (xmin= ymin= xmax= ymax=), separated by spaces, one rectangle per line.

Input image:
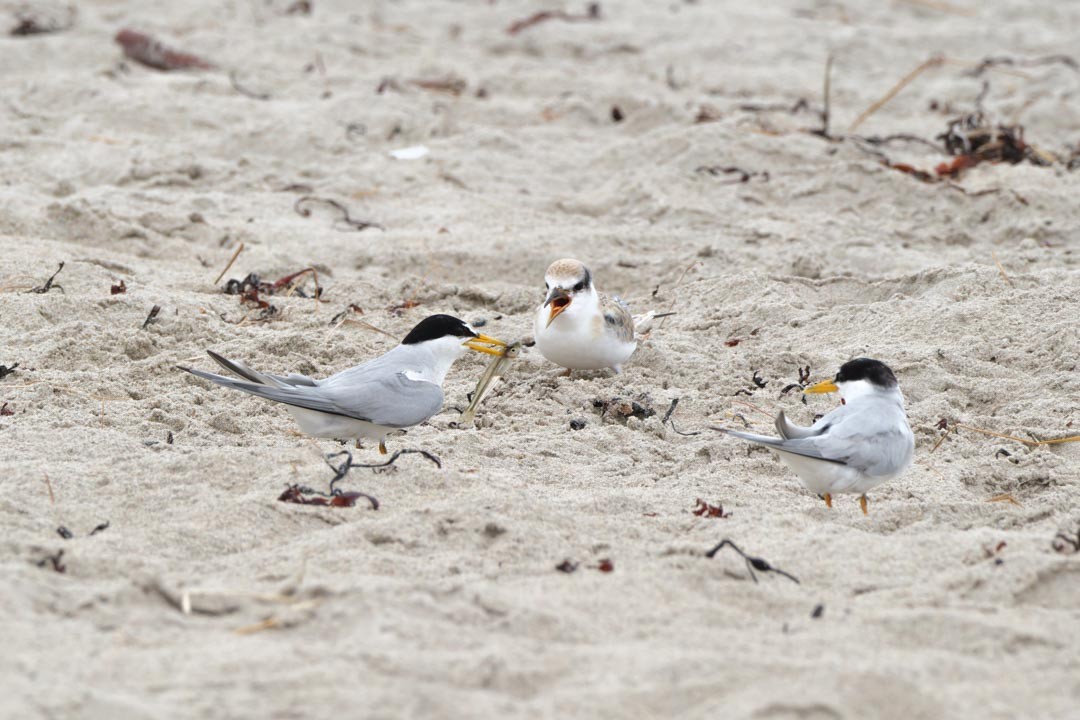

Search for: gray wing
xmin=206 ymin=350 xmax=318 ymax=388
xmin=726 ymin=403 xmax=913 ymax=476
xmin=599 ymin=293 xmax=635 ymax=343
xmin=719 ymin=428 xmax=847 ymax=466
xmin=809 ymin=405 xmax=914 ymax=476
xmin=180 ymin=363 xmax=444 ymax=428
xmin=775 ymin=410 xmax=824 ymax=440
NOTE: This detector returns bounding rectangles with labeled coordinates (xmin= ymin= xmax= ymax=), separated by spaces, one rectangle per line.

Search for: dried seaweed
xmin=329 ymin=304 xmax=364 ymax=326
xmin=555 ymin=560 xmax=579 ymax=573
xmin=969 ymin=54 xmax=1078 ymax=77
xmin=11 ymin=5 xmax=75 ymax=35
xmin=29 ymin=262 xmax=64 ymax=294
xmin=933 ymin=112 xmax=1037 ymax=178
xmin=1052 ymin=526 xmax=1080 ymax=554
xmin=141 ymin=304 xmax=161 ymax=329
xmin=114 ymin=29 xmax=216 ymax=71
xmin=283 ymin=1 xmax=312 ymax=15
xmin=695 ymin=166 xmax=769 ymax=184
xmin=36 ymin=550 xmax=65 ymax=573
xmin=279 ymin=449 xmax=442 ymax=510
xmin=220 ymin=268 xmax=322 ymax=321
xmin=692 ymin=499 xmax=731 ymax=518
xmin=660 ymin=398 xmax=701 ymax=436
xmin=57 ymin=521 xmax=109 ymax=539
xmin=506 ymin=3 xmax=600 ymax=35
xmin=294 ymin=196 xmax=383 ymax=232
xmin=593 ymin=394 xmax=655 ymax=422
xmin=705 ymin=539 xmax=799 ymax=584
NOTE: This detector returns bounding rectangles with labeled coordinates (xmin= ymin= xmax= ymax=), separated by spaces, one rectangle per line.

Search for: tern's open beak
xmin=803 ymin=379 xmax=840 ymax=394
xmin=463 ymin=334 xmax=508 ymax=357
xmin=543 ymin=288 xmax=571 ymax=328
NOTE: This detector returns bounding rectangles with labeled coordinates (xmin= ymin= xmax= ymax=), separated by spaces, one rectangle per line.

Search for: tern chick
xmin=534 ymin=258 xmax=661 ymax=374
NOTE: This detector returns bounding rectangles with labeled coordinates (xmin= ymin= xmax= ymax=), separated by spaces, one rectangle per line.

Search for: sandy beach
xmin=2 ymin=0 xmax=1079 ymax=717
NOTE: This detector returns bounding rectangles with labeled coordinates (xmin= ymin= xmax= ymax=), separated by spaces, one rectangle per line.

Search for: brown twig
xmin=932 ymin=421 xmax=1079 ymax=452
xmin=848 ymin=55 xmax=945 ymax=132
xmin=930 ymin=423 xmax=955 ymax=453
xmin=808 ymin=54 xmax=834 ymax=138
xmin=991 ymin=251 xmax=1014 ymax=287
xmin=955 ymin=424 xmax=1079 ymax=447
xmin=43 ymin=474 xmax=55 ymax=505
xmin=214 ymin=243 xmax=245 ymax=285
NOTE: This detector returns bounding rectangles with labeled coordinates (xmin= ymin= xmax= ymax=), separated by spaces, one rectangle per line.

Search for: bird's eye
xmin=573 ymin=281 xmax=584 ymax=292
xmin=544 ymin=282 xmax=549 ymax=291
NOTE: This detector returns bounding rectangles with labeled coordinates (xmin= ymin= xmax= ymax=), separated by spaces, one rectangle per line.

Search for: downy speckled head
xmin=541 ymin=258 xmax=596 ymax=328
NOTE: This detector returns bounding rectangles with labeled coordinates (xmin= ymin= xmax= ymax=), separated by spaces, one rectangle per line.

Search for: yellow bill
xmin=463 ymin=334 xmax=507 ymax=356
xmin=803 ymin=379 xmax=839 ymax=394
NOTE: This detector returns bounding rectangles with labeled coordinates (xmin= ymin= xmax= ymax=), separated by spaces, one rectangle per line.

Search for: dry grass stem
xmin=213 ymin=243 xmax=245 ymax=285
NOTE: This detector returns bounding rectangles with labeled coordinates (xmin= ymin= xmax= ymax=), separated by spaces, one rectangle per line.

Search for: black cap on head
xmin=401 ymin=314 xmax=477 ymax=345
xmin=835 ymin=358 xmax=898 ymax=388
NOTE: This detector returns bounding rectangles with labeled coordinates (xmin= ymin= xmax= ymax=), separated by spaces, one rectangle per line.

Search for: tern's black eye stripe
xmin=573 ymin=281 xmax=585 ymax=292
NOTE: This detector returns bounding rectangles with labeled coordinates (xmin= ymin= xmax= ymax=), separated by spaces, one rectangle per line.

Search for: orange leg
xmin=859 ymin=495 xmax=868 ymax=515
xmin=823 ymin=493 xmax=833 ymax=509
xmin=379 ymin=441 xmax=387 ymax=455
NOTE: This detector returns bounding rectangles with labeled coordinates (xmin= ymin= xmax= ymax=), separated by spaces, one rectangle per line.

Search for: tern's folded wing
xmin=182 ymin=367 xmax=443 ymax=428
xmin=774 ymin=410 xmax=825 ymax=440
xmin=724 ymin=402 xmax=913 ymax=476
xmin=599 ymin=294 xmax=635 ymax=343
xmin=206 ymin=351 xmax=318 ymax=388
xmin=813 ymin=424 xmax=913 ymax=476
xmin=719 ymin=428 xmax=848 ymax=466
xmin=814 ymin=403 xmax=915 ymax=476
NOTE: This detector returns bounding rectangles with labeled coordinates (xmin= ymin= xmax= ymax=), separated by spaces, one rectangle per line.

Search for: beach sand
xmin=2 ymin=1 xmax=1079 ymax=717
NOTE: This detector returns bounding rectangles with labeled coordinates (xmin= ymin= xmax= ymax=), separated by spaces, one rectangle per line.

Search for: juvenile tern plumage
xmin=179 ymin=314 xmax=505 ymax=452
xmin=716 ymin=358 xmax=915 ymax=514
xmin=534 ymin=258 xmax=657 ymax=374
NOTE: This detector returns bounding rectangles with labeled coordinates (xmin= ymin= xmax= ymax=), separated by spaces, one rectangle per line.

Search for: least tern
xmin=179 ymin=314 xmax=505 ymax=452
xmin=716 ymin=358 xmax=914 ymax=514
xmin=534 ymin=258 xmax=657 ymax=374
